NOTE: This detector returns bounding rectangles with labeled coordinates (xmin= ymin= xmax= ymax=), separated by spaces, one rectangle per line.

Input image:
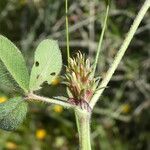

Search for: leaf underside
xmin=29 ymin=39 xmax=62 ymax=91
xmin=0 ymin=35 xmax=30 ymax=93
xmin=0 ymin=97 xmax=28 ymax=131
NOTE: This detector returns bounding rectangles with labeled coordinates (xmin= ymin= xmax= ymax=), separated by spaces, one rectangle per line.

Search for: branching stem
xmin=90 ymin=0 xmax=150 ymax=108
xmin=27 ymin=93 xmax=72 ymax=108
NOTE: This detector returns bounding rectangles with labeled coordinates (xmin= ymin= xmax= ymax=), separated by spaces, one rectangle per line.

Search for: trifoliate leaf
xmin=29 ymin=39 xmax=62 ymax=91
xmin=0 ymin=35 xmax=30 ymax=93
xmin=0 ymin=97 xmax=28 ymax=131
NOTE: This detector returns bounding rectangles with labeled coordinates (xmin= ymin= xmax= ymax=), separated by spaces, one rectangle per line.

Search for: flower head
xmin=53 ymin=105 xmax=63 ymax=113
xmin=5 ymin=142 xmax=17 ymax=150
xmin=120 ymin=103 xmax=131 ymax=114
xmin=36 ymin=129 xmax=47 ymax=140
xmin=64 ymin=52 xmax=100 ymax=103
xmin=51 ymin=76 xmax=61 ymax=85
xmin=0 ymin=96 xmax=7 ymax=103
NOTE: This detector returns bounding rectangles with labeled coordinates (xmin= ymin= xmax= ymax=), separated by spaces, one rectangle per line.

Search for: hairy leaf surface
xmin=29 ymin=39 xmax=62 ymax=91
xmin=0 ymin=97 xmax=28 ymax=131
xmin=0 ymin=60 xmax=22 ymax=92
xmin=0 ymin=35 xmax=30 ymax=92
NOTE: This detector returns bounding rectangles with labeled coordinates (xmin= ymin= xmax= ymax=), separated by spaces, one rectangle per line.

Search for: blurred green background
xmin=0 ymin=0 xmax=150 ymax=150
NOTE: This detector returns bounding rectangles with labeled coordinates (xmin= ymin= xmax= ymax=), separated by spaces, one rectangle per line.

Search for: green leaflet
xmin=29 ymin=39 xmax=62 ymax=91
xmin=0 ymin=35 xmax=30 ymax=93
xmin=0 ymin=60 xmax=22 ymax=93
xmin=0 ymin=97 xmax=28 ymax=131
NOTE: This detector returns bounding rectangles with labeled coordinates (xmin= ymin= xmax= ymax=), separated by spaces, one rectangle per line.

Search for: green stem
xmin=90 ymin=0 xmax=150 ymax=108
xmin=65 ymin=0 xmax=70 ymax=62
xmin=27 ymin=93 xmax=72 ymax=108
xmin=92 ymin=4 xmax=109 ymax=77
xmin=75 ymin=109 xmax=91 ymax=150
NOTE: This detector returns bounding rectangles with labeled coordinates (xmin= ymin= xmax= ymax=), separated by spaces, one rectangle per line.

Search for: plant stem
xmin=90 ymin=0 xmax=150 ymax=108
xmin=65 ymin=0 xmax=70 ymax=62
xmin=27 ymin=93 xmax=72 ymax=108
xmin=75 ymin=109 xmax=91 ymax=150
xmin=92 ymin=4 xmax=109 ymax=77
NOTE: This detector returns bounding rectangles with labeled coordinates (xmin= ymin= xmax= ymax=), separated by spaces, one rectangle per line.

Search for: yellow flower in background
xmin=5 ymin=142 xmax=17 ymax=150
xmin=51 ymin=76 xmax=61 ymax=85
xmin=36 ymin=129 xmax=47 ymax=140
xmin=121 ymin=104 xmax=131 ymax=114
xmin=53 ymin=105 xmax=63 ymax=113
xmin=0 ymin=96 xmax=7 ymax=103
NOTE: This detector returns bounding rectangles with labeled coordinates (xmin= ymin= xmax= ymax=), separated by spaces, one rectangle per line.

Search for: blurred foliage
xmin=0 ymin=0 xmax=150 ymax=149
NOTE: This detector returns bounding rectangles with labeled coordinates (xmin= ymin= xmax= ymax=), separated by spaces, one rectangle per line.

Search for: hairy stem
xmin=27 ymin=93 xmax=72 ymax=108
xmin=75 ymin=109 xmax=91 ymax=150
xmin=65 ymin=0 xmax=70 ymax=62
xmin=90 ymin=0 xmax=150 ymax=108
xmin=92 ymin=4 xmax=109 ymax=77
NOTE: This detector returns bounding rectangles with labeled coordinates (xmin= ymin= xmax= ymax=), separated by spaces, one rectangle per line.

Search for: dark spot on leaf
xmin=35 ymin=61 xmax=39 ymax=67
xmin=36 ymin=75 xmax=40 ymax=79
xmin=50 ymin=72 xmax=56 ymax=76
